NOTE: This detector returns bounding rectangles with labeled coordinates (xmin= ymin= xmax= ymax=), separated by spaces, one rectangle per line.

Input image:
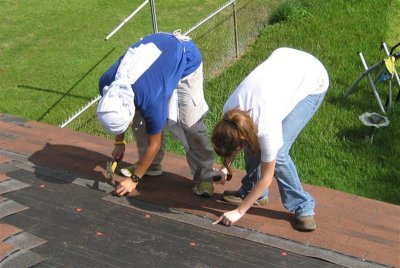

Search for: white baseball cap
xmin=97 ymin=81 xmax=135 ymax=135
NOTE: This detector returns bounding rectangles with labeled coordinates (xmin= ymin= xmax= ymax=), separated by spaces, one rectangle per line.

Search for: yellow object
xmin=114 ymin=140 xmax=126 ymax=145
xmin=111 ymin=161 xmax=118 ymax=173
xmin=384 ymin=56 xmax=395 ymax=77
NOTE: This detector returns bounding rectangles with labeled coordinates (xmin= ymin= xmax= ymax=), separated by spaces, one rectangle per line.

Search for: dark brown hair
xmin=211 ymin=109 xmax=259 ymax=171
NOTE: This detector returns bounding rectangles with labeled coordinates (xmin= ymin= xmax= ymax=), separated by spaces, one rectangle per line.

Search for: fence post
xmin=149 ymin=0 xmax=158 ymax=33
xmin=233 ymin=1 xmax=239 ymax=58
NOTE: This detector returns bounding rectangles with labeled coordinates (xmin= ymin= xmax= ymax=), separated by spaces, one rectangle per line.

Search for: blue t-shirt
xmin=99 ymin=33 xmax=202 ymax=134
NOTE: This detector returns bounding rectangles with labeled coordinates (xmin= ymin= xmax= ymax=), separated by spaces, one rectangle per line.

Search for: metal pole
xmin=382 ymin=42 xmax=400 ymax=102
xmin=59 ymin=95 xmax=101 ymax=128
xmin=105 ymin=0 xmax=150 ymax=41
xmin=184 ymin=0 xmax=235 ymax=36
xmin=149 ymin=0 xmax=158 ymax=33
xmin=344 ymin=60 xmax=383 ymax=98
xmin=359 ymin=52 xmax=386 ymax=114
xmin=232 ymin=1 xmax=239 ymax=58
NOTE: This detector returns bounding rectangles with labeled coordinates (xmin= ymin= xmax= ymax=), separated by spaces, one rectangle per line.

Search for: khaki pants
xmin=132 ymin=64 xmax=215 ymax=180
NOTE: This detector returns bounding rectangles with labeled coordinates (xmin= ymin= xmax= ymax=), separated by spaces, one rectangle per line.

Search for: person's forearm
xmin=112 ymin=133 xmax=127 ymax=161
xmin=237 ymin=160 xmax=275 ymax=215
xmin=135 ymin=147 xmax=158 ymax=177
xmin=237 ymin=175 xmax=273 ymax=215
xmin=115 ymin=133 xmax=125 ymax=142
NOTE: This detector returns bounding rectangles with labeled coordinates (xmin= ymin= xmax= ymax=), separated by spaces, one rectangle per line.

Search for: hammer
xmin=106 ymin=158 xmax=120 ymax=186
xmin=193 ymin=167 xmax=232 ymax=183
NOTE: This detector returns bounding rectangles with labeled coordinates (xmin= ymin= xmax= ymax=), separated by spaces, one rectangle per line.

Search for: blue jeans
xmin=238 ymin=91 xmax=327 ymax=217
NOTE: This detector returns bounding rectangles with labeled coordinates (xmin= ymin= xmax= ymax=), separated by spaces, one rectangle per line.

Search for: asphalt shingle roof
xmin=0 ymin=114 xmax=398 ymax=267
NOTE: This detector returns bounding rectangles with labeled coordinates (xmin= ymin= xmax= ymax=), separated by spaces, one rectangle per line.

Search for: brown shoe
xmin=295 ymin=215 xmax=316 ymax=231
xmin=192 ymin=180 xmax=214 ymax=197
xmin=222 ymin=190 xmax=268 ymax=206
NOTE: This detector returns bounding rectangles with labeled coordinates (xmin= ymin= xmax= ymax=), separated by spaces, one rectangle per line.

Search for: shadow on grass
xmin=327 ymin=89 xmax=388 ymax=114
xmin=17 ymin=48 xmax=115 ymax=122
xmin=338 ymin=125 xmax=373 ymax=144
xmin=337 ymin=124 xmax=400 ymax=204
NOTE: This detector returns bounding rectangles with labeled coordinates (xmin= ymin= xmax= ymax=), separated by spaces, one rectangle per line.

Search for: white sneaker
xmin=120 ymin=163 xmax=163 ymax=177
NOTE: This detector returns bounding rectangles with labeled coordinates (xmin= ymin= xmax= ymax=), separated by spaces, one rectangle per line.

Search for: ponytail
xmin=212 ymin=109 xmax=259 ymax=168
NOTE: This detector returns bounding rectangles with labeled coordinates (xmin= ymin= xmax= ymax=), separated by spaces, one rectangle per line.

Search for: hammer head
xmin=106 ymin=160 xmax=118 ymax=185
xmin=193 ymin=166 xmax=232 ymax=183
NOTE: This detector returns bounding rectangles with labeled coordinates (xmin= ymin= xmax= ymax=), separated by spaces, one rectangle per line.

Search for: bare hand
xmin=112 ymin=144 xmax=125 ymax=161
xmin=212 ymin=209 xmax=243 ymax=226
xmin=213 ymin=167 xmax=230 ymax=185
xmin=115 ymin=178 xmax=137 ymax=196
xmin=220 ymin=167 xmax=230 ymax=184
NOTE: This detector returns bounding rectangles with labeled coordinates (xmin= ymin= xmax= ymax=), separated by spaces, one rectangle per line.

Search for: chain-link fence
xmin=63 ymin=0 xmax=277 ymax=142
xmin=187 ymin=0 xmax=274 ymax=79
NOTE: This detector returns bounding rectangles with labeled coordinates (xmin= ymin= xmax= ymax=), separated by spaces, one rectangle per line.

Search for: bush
xmin=268 ymin=0 xmax=309 ymax=25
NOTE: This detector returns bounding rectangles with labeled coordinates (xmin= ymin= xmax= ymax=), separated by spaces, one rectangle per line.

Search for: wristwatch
xmin=130 ymin=174 xmax=141 ymax=183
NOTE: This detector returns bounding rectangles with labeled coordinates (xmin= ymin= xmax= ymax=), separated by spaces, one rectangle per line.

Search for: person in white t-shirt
xmin=211 ymin=47 xmax=329 ymax=231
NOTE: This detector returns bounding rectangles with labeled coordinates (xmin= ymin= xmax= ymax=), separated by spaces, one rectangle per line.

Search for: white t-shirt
xmin=222 ymin=47 xmax=329 ymax=162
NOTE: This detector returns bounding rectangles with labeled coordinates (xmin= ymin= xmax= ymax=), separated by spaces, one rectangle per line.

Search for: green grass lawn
xmin=0 ymin=0 xmax=228 ymax=122
xmin=1 ymin=0 xmax=399 ymax=204
xmin=205 ymin=0 xmax=400 ymax=205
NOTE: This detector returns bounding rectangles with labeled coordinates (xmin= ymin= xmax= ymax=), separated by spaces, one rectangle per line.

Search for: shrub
xmin=268 ymin=0 xmax=309 ymax=25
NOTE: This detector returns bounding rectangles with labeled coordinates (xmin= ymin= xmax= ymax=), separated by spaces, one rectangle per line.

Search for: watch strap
xmin=130 ymin=174 xmax=141 ymax=183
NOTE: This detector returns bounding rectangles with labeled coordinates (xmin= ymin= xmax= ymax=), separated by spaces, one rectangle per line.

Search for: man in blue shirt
xmin=97 ymin=32 xmax=223 ymax=197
